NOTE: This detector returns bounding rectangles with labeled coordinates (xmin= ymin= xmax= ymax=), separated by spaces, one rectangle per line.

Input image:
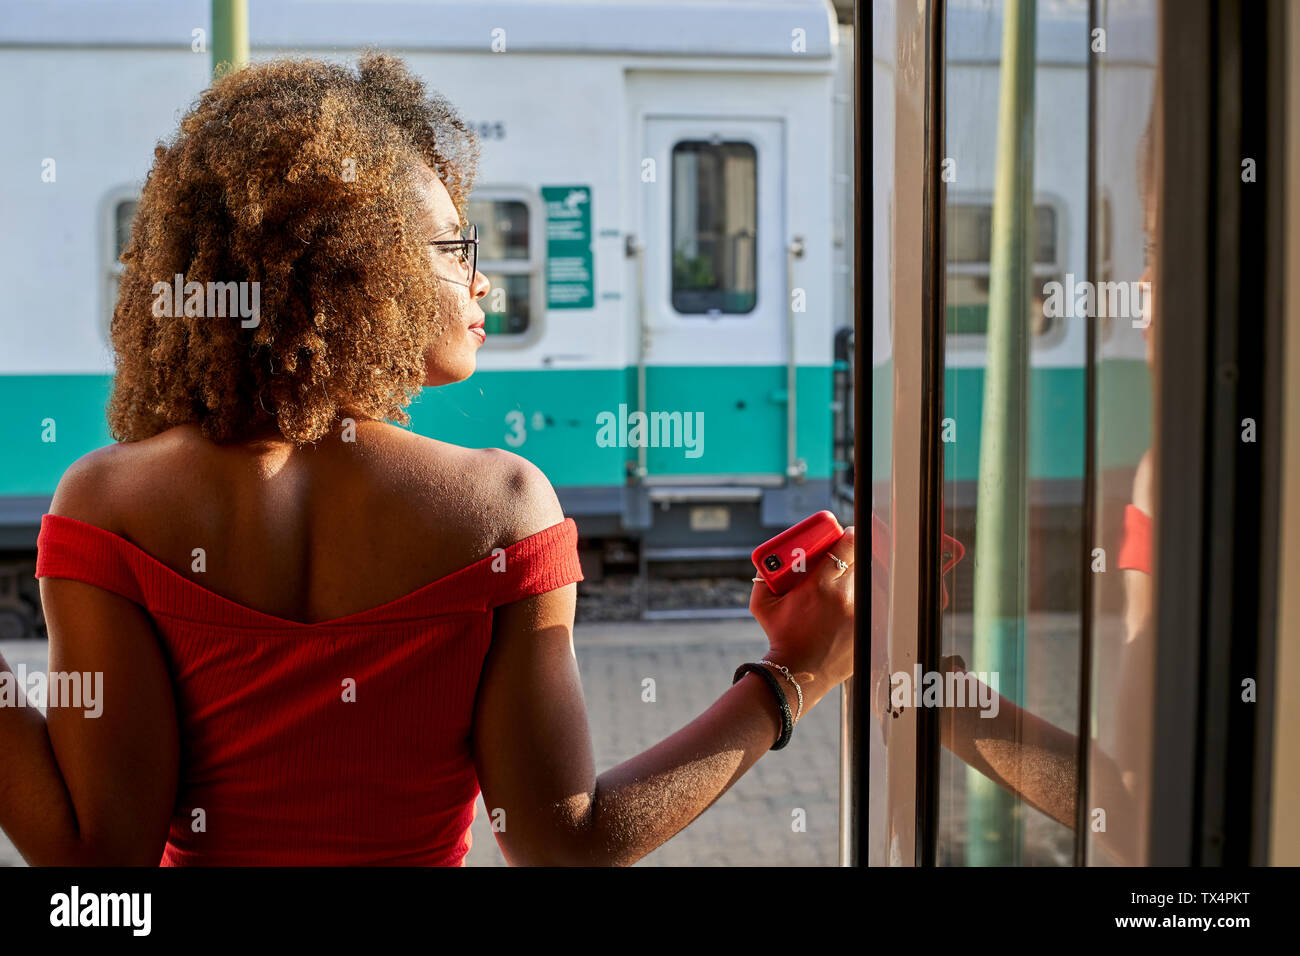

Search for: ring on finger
xmin=829 ymin=554 xmax=848 ymax=572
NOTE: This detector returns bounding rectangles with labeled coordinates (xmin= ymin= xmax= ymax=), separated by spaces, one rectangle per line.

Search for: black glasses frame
xmin=427 ymin=223 xmax=478 ymax=285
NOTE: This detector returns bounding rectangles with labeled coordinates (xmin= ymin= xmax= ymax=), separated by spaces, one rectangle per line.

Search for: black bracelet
xmin=733 ymin=662 xmax=794 ymax=750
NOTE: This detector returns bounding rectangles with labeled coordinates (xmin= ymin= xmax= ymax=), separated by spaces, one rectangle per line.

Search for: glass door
xmin=873 ymin=0 xmax=1285 ymax=869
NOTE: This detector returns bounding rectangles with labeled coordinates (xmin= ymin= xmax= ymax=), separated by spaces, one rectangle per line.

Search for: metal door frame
xmin=874 ymin=0 xmax=946 ymax=867
xmin=1148 ymin=0 xmax=1285 ymax=866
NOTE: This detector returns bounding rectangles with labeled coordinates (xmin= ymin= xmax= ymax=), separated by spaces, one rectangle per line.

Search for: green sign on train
xmin=542 ymin=185 xmax=593 ymax=309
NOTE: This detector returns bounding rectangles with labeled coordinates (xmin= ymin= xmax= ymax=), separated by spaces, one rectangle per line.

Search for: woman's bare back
xmin=71 ymin=420 xmax=521 ymax=625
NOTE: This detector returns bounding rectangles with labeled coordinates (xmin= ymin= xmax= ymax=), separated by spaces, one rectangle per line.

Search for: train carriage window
xmin=466 ymin=196 xmax=537 ymax=337
xmin=114 ymin=200 xmax=137 ymax=259
xmin=670 ymin=140 xmax=757 ymax=314
xmin=104 ymin=194 xmax=138 ymax=339
xmin=944 ymin=200 xmax=1063 ymax=339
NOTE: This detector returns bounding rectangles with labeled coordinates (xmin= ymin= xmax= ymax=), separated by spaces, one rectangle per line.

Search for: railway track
xmin=575 ymin=571 xmax=757 ymax=624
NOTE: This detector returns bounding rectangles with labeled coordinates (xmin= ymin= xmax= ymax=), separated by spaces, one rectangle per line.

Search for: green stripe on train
xmin=871 ymin=360 xmax=1152 ymax=483
xmin=0 ymin=366 xmax=835 ymax=496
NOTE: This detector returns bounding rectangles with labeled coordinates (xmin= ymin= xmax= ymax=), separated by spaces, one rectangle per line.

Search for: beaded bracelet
xmin=733 ymin=661 xmax=795 ymax=750
xmin=758 ymin=658 xmax=804 ymax=722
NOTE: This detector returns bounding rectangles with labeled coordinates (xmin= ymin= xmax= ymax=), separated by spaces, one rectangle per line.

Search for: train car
xmin=0 ymin=0 xmax=856 ymax=636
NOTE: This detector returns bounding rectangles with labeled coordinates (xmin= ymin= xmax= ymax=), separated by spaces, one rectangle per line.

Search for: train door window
xmin=103 ymin=192 xmax=138 ymax=341
xmin=944 ymin=199 xmax=1063 ymax=342
xmin=466 ymin=193 xmax=541 ymax=339
xmin=669 ymin=140 xmax=757 ymax=315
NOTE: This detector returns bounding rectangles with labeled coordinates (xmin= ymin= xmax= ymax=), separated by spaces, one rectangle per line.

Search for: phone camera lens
xmin=764 ymin=554 xmax=782 ymax=572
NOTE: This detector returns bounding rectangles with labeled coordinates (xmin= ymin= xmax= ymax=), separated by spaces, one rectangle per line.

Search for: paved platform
xmin=0 ymin=619 xmax=845 ymax=867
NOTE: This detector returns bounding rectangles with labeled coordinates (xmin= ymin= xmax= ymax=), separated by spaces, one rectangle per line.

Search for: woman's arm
xmin=1124 ymin=449 xmax=1156 ymax=639
xmin=0 ymin=457 xmax=179 ymax=865
xmin=476 ymin=584 xmax=835 ymax=867
xmin=936 ymin=667 xmax=1078 ymax=828
xmin=472 ymin=458 xmax=852 ymax=866
xmin=935 ymin=664 xmax=1145 ymax=861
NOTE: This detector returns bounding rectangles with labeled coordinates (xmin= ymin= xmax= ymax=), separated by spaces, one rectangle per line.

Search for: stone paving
xmin=0 ymin=619 xmax=845 ymax=867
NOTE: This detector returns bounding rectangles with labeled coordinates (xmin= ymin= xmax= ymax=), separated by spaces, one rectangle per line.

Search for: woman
xmin=0 ymin=54 xmax=855 ymax=866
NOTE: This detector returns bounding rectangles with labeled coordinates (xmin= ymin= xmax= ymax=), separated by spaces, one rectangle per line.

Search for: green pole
xmin=211 ymin=0 xmax=248 ymax=78
xmin=968 ymin=0 xmax=1035 ymax=866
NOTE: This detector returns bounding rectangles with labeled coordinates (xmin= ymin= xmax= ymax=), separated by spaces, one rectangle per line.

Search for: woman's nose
xmin=471 ymin=270 xmax=490 ymax=300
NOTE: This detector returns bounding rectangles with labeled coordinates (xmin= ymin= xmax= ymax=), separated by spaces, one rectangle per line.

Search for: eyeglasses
xmin=427 ymin=223 xmax=478 ymax=286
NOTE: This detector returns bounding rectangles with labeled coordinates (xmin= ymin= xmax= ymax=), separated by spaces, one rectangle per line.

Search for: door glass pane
xmin=1086 ymin=0 xmax=1159 ymax=867
xmin=670 ymin=141 xmax=757 ymax=314
xmin=934 ymin=0 xmax=1089 ymax=866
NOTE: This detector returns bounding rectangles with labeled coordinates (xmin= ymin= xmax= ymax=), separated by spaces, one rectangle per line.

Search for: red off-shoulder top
xmin=34 ymin=512 xmax=584 ymax=866
xmin=1117 ymin=504 xmax=1153 ymax=574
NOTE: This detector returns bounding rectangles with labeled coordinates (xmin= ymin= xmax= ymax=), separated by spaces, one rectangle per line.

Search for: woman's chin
xmin=422 ymin=360 xmax=476 ymax=388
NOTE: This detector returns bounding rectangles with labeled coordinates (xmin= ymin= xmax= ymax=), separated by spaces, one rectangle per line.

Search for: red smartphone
xmin=869 ymin=510 xmax=966 ymax=610
xmin=752 ymin=510 xmax=846 ymax=595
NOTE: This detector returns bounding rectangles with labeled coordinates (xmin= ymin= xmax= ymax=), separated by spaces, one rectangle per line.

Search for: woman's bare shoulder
xmin=46 ymin=423 xmax=565 ymax=559
xmin=466 ymin=446 xmax=567 ymax=549
xmin=46 ymin=436 xmax=164 ymax=532
xmin=403 ymin=439 xmax=566 ymax=548
xmin=346 ymin=426 xmax=565 ymax=551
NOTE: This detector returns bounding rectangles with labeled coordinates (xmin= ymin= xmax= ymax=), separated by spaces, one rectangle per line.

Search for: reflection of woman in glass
xmin=870 ymin=78 xmax=1161 ymax=865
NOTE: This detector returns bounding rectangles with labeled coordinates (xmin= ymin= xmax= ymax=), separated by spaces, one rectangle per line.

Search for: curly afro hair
xmin=107 ymin=51 xmax=481 ymax=445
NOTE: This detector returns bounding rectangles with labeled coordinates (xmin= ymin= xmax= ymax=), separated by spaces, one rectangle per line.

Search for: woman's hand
xmin=749 ymin=526 xmax=855 ymax=714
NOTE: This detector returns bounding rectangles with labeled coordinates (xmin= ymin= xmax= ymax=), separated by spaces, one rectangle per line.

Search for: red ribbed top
xmin=33 ymin=512 xmax=583 ymax=866
xmin=1117 ymin=504 xmax=1153 ymax=574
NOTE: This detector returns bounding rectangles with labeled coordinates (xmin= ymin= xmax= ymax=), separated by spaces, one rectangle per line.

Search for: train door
xmin=630 ymin=115 xmax=788 ymax=481
xmin=875 ymin=0 xmax=1287 ymax=867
